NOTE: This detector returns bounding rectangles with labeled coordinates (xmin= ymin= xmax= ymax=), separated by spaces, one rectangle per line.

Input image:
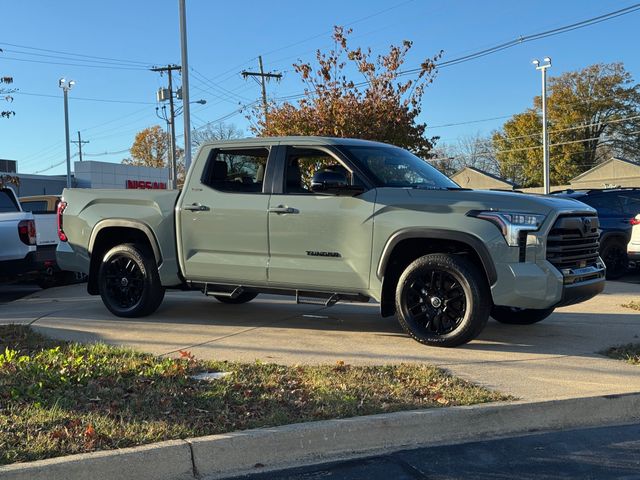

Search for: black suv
xmin=552 ymin=188 xmax=640 ymax=279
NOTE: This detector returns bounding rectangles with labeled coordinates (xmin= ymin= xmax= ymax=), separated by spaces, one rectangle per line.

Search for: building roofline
xmin=571 ymin=157 xmax=640 ymax=181
xmin=451 ymin=165 xmax=517 ymax=186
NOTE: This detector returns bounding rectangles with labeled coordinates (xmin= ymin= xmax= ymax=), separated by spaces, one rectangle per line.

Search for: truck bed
xmin=57 ymin=188 xmax=181 ymax=285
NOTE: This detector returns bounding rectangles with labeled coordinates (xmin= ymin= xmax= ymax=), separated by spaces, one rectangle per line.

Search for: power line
xmin=270 ymin=4 xmax=640 ymax=106
xmin=400 ymin=3 xmax=640 ymax=76
xmin=0 ymin=41 xmax=155 ymax=65
xmin=467 ymin=114 xmax=640 ymax=145
xmin=14 ymin=91 xmax=155 ymax=105
xmin=0 ymin=48 xmax=153 ymax=69
xmin=0 ymin=55 xmax=148 ymax=70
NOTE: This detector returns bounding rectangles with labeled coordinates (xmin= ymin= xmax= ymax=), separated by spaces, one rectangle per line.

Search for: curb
xmin=2 ymin=392 xmax=640 ymax=480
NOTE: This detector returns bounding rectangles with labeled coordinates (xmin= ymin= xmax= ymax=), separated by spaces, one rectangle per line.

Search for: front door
xmin=267 ymin=146 xmax=375 ymax=291
xmin=177 ymin=146 xmax=273 ymax=284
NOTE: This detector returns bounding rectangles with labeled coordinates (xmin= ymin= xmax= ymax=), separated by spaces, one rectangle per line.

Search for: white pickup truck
xmin=0 ymin=187 xmax=37 ymax=281
xmin=19 ymin=194 xmax=80 ymax=287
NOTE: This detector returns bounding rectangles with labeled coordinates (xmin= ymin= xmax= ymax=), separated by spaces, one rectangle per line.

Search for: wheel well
xmin=380 ymin=238 xmax=491 ymax=317
xmin=87 ymin=227 xmax=154 ymax=295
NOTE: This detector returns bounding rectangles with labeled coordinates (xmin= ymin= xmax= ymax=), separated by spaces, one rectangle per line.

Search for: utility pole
xmin=533 ymin=57 xmax=552 ymax=194
xmin=71 ymin=131 xmax=89 ymax=162
xmin=58 ymin=78 xmax=75 ymax=188
xmin=242 ymin=56 xmax=282 ymax=127
xmin=151 ymin=64 xmax=181 ymax=189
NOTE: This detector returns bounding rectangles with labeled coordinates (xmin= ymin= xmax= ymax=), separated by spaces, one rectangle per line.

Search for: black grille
xmin=546 ymin=214 xmax=600 ymax=271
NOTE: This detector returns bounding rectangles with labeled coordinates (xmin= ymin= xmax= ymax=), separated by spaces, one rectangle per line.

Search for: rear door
xmin=177 ymin=146 xmax=274 ymax=284
xmin=266 ymin=145 xmax=375 ymax=291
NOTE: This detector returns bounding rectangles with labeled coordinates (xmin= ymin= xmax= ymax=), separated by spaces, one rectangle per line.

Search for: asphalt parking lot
xmin=1 ymin=271 xmax=639 ymax=402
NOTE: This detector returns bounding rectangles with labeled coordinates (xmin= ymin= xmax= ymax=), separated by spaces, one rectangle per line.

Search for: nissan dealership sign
xmin=126 ymin=180 xmax=167 ymax=189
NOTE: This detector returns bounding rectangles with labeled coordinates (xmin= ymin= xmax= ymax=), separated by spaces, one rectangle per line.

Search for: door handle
xmin=184 ymin=203 xmax=210 ymax=212
xmin=268 ymin=205 xmax=298 ymax=214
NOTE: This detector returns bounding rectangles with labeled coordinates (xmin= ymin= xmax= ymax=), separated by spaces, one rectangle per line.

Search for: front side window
xmin=283 ymin=148 xmax=356 ymax=194
xmin=201 ymin=148 xmax=269 ymax=193
xmin=341 ymin=145 xmax=459 ymax=190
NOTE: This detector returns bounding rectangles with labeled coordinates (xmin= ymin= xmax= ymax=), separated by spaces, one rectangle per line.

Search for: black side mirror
xmin=311 ymin=171 xmax=349 ymax=193
xmin=310 ymin=170 xmax=364 ymax=196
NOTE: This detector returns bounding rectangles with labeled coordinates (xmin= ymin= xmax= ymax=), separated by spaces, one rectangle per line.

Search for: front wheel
xmin=491 ymin=306 xmax=555 ymax=325
xmin=395 ymin=254 xmax=490 ymax=347
xmin=98 ymin=243 xmax=165 ymax=318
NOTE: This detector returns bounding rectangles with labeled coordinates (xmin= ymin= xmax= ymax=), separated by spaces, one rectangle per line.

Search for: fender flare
xmin=89 ymin=219 xmax=163 ymax=265
xmin=376 ymin=228 xmax=497 ymax=285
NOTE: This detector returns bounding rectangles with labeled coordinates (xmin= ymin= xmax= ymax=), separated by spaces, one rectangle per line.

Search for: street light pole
xmin=533 ymin=57 xmax=552 ymax=194
xmin=58 ymin=78 xmax=75 ymax=188
xmin=178 ymin=0 xmax=193 ymax=172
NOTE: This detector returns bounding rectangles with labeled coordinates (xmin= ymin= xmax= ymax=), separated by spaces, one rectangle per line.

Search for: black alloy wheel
xmin=395 ymin=254 xmax=490 ymax=347
xmin=104 ymin=255 xmax=145 ymax=310
xmin=402 ymin=269 xmax=466 ymax=336
xmin=98 ymin=243 xmax=165 ymax=317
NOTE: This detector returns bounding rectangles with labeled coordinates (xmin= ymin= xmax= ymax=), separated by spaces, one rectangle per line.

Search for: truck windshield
xmin=0 ymin=189 xmax=19 ymax=212
xmin=340 ymin=145 xmax=460 ymax=189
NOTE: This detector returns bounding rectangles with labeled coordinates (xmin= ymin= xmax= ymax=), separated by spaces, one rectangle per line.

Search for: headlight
xmin=467 ymin=210 xmax=546 ymax=246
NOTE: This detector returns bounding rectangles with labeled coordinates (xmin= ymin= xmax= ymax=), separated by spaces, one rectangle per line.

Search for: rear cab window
xmin=201 ymin=148 xmax=269 ymax=193
xmin=20 ymin=200 xmax=51 ymax=214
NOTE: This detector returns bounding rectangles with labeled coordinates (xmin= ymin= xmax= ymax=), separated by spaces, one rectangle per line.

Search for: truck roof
xmin=199 ymin=136 xmax=392 ymax=148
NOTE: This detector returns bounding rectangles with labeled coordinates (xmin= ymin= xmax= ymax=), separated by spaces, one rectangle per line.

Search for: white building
xmin=1 ymin=160 xmax=170 ymax=196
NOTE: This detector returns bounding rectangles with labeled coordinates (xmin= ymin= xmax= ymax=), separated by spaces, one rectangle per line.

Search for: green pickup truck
xmin=57 ymin=137 xmax=605 ymax=347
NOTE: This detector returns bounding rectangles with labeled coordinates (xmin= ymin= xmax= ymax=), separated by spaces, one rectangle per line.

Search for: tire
xmin=395 ymin=254 xmax=490 ymax=347
xmin=600 ymin=237 xmax=628 ymax=280
xmin=98 ymin=243 xmax=165 ymax=318
xmin=214 ymin=292 xmax=258 ymax=304
xmin=491 ymin=306 xmax=555 ymax=325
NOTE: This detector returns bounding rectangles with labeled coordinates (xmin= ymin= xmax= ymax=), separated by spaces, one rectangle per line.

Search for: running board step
xmin=296 ymin=291 xmax=341 ymax=307
xmin=203 ymin=284 xmax=244 ymax=299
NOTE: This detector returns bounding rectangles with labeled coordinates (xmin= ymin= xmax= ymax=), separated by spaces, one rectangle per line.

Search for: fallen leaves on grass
xmin=622 ymin=301 xmax=640 ymax=311
xmin=0 ymin=324 xmax=509 ymax=466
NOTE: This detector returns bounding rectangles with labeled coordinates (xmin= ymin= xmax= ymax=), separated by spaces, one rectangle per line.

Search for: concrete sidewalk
xmin=1 ymin=280 xmax=638 ymax=401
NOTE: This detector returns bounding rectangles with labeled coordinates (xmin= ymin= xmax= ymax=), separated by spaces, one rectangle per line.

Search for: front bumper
xmin=491 ymin=259 xmax=605 ymax=309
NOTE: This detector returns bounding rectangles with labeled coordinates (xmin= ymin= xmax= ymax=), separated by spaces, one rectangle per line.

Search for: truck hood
xmin=375 ymin=188 xmax=594 ymax=216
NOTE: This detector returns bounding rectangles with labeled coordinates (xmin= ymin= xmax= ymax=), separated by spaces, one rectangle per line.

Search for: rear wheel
xmin=395 ymin=254 xmax=490 ymax=347
xmin=600 ymin=237 xmax=628 ymax=279
xmin=491 ymin=306 xmax=555 ymax=325
xmin=214 ymin=292 xmax=258 ymax=304
xmin=98 ymin=243 xmax=165 ymax=317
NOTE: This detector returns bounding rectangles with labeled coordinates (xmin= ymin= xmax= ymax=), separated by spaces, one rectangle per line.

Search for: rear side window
xmin=0 ymin=190 xmax=19 ymax=213
xmin=581 ymin=195 xmax=623 ymax=216
xmin=619 ymin=192 xmax=640 ymax=216
xmin=20 ymin=200 xmax=50 ymax=214
xmin=201 ymin=148 xmax=269 ymax=193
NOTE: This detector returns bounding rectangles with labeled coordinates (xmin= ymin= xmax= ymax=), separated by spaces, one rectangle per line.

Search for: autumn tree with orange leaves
xmin=250 ymin=27 xmax=442 ymax=158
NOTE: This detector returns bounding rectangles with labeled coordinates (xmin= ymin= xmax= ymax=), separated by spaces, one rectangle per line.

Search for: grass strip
xmin=622 ymin=301 xmax=640 ymax=311
xmin=0 ymin=324 xmax=509 ymax=465
xmin=603 ymin=343 xmax=640 ymax=366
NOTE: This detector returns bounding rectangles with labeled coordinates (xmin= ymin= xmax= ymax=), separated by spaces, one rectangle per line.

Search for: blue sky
xmin=1 ymin=0 xmax=639 ymax=175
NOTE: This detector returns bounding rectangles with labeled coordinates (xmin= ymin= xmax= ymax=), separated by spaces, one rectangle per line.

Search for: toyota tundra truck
xmin=56 ymin=137 xmax=606 ymax=347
